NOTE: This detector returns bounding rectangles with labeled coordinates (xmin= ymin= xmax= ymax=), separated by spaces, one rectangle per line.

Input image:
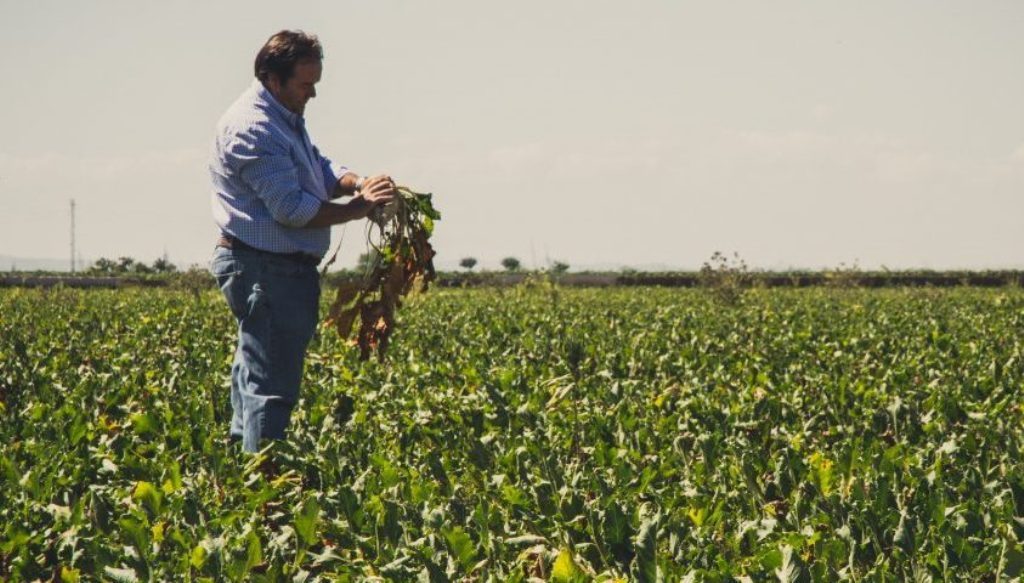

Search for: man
xmin=209 ymin=30 xmax=396 ymax=453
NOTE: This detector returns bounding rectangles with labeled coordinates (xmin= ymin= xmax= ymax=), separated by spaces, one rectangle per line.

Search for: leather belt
xmin=217 ymin=233 xmax=321 ymax=266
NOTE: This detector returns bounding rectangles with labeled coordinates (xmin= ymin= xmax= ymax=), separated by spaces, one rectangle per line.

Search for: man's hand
xmin=304 ymin=174 xmax=399 ymax=228
xmin=336 ymin=172 xmax=397 ymax=198
xmin=359 ymin=175 xmax=398 ymax=207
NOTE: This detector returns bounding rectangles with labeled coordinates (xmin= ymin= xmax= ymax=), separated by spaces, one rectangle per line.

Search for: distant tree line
xmin=88 ymin=256 xmax=177 ymax=275
xmin=459 ymin=256 xmax=569 ymax=274
xmin=82 ymin=254 xmax=571 ymax=278
xmin=5 ymin=255 xmax=1024 ymax=291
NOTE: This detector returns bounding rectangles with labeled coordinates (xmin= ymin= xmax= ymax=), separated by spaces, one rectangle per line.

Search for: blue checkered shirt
xmin=210 ymin=80 xmax=349 ymax=258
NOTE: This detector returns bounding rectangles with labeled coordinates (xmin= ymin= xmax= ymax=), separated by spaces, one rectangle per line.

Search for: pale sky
xmin=1 ymin=0 xmax=1022 ymax=271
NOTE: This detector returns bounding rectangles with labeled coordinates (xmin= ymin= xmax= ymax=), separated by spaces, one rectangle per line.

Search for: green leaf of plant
xmin=295 ymin=496 xmax=320 ymax=547
xmin=809 ymin=452 xmax=834 ymax=496
xmin=168 ymin=460 xmax=182 ymax=491
xmin=0 ymin=530 xmax=30 ymax=555
xmin=117 ymin=517 xmax=149 ymax=552
xmin=502 ymin=484 xmax=529 ymax=508
xmin=190 ymin=543 xmax=208 ymax=569
xmin=1004 ymin=543 xmax=1024 ymax=577
xmin=893 ymin=508 xmax=913 ymax=552
xmin=132 ymin=480 xmax=162 ymax=514
xmin=246 ymin=531 xmax=263 ymax=572
xmin=130 ymin=412 xmax=158 ymax=435
xmin=443 ymin=526 xmax=476 ymax=568
xmin=604 ymin=503 xmax=630 ymax=545
xmin=630 ymin=516 xmax=657 ymax=583
xmin=550 ymin=548 xmax=582 ymax=582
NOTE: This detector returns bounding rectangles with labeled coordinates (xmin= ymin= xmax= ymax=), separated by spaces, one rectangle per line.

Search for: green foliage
xmin=699 ymin=250 xmax=750 ymax=305
xmin=0 ymin=286 xmax=1022 ymax=579
xmin=294 ymin=496 xmax=320 ymax=548
xmin=167 ymin=266 xmax=215 ymax=299
xmin=151 ymin=257 xmax=177 ymax=274
xmin=501 ymin=256 xmax=522 ymax=272
xmin=551 ymin=548 xmax=585 ymax=582
xmin=88 ymin=256 xmax=175 ymax=275
xmin=825 ymin=260 xmax=861 ymax=288
xmin=355 ymin=249 xmax=381 ymax=274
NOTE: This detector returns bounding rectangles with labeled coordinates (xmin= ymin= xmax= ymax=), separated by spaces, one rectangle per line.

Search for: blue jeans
xmin=209 ymin=246 xmax=321 ymax=453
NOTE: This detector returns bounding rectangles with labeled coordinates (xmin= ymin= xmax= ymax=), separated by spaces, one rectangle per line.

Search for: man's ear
xmin=265 ymin=73 xmax=282 ymax=94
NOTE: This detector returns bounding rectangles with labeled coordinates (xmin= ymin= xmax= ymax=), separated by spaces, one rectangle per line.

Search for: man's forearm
xmin=304 ymin=196 xmax=372 ymax=228
xmin=311 ymin=175 xmax=397 ymax=227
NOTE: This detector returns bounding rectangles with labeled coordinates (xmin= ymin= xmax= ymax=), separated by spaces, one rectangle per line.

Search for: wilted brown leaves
xmin=324 ymin=188 xmax=438 ymax=360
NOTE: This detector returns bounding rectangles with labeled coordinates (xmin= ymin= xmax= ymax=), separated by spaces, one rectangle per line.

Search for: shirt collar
xmin=252 ymin=79 xmax=304 ymax=129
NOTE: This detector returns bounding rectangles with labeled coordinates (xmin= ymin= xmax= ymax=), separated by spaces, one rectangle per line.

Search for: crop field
xmin=1 ymin=285 xmax=1023 ymax=581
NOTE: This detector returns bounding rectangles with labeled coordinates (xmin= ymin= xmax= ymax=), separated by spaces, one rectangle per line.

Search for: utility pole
xmin=70 ymin=199 xmax=76 ymax=273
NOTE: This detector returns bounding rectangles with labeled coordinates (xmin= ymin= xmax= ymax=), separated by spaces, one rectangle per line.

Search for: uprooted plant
xmin=323 ymin=186 xmax=440 ymax=360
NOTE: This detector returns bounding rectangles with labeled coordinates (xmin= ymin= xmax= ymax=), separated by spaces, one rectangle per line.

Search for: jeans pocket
xmin=212 ymin=255 xmax=250 ymax=320
xmin=210 ymin=253 xmax=244 ymax=279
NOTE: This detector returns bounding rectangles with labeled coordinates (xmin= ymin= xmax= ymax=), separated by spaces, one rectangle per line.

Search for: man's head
xmin=254 ymin=30 xmax=323 ymax=116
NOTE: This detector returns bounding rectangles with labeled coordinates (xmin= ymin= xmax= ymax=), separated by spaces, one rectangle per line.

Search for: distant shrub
xmin=825 ymin=260 xmax=862 ymax=288
xmin=699 ymin=251 xmax=749 ymax=305
xmin=501 ymin=257 xmax=521 ymax=272
xmin=169 ymin=267 xmax=215 ymax=299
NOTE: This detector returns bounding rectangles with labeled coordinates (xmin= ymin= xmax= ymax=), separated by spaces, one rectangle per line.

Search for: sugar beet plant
xmin=325 ymin=186 xmax=440 ymax=361
xmin=0 ymin=286 xmax=1023 ymax=580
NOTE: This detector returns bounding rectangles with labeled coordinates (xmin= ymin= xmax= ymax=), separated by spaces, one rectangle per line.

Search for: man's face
xmin=267 ymin=59 xmax=322 ymax=116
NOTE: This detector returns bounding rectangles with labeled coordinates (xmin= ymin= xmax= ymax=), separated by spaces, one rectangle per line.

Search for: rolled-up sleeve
xmin=223 ymin=128 xmax=322 ymax=227
xmin=314 ymin=145 xmax=350 ymax=199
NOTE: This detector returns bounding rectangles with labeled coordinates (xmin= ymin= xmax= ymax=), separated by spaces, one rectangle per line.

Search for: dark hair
xmin=254 ymin=30 xmax=323 ymax=85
